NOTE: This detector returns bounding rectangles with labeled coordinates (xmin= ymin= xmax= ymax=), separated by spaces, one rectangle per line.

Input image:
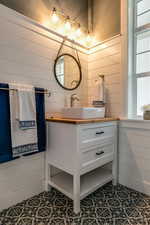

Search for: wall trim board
xmin=120 ymin=120 xmax=150 ymax=130
xmin=88 ymin=34 xmax=121 ymax=55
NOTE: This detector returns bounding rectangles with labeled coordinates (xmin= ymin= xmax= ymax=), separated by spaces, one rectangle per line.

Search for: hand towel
xmin=9 ymin=83 xmax=38 ymax=158
xmin=17 ymin=86 xmax=36 ymax=129
xmin=99 ymin=80 xmax=105 ymax=102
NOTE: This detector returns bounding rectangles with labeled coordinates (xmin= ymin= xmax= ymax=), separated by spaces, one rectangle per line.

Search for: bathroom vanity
xmin=46 ymin=117 xmax=118 ymax=213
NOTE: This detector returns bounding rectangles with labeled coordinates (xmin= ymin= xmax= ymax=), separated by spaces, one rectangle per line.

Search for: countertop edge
xmin=46 ymin=117 xmax=119 ymax=124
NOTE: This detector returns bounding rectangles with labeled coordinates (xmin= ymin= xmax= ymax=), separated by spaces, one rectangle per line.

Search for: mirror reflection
xmin=54 ymin=54 xmax=82 ymax=90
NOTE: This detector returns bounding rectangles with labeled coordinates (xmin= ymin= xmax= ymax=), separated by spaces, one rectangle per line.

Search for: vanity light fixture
xmin=86 ymin=31 xmax=92 ymax=44
xmin=51 ymin=7 xmax=59 ymax=24
xmin=76 ymin=24 xmax=82 ymax=37
xmin=49 ymin=8 xmax=97 ymax=47
xmin=64 ymin=16 xmax=72 ymax=31
xmin=85 ymin=31 xmax=97 ymax=46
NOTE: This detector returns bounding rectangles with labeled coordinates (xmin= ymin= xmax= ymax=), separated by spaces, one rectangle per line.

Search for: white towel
xmin=99 ymin=80 xmax=105 ymax=102
xmin=18 ymin=86 xmax=36 ymax=129
xmin=9 ymin=83 xmax=38 ymax=158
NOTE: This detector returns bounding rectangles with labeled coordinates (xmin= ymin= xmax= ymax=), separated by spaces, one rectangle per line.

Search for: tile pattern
xmin=0 ymin=182 xmax=150 ymax=225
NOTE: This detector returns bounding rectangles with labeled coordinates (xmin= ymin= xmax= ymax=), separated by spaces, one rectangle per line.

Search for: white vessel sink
xmin=61 ymin=107 xmax=105 ymax=119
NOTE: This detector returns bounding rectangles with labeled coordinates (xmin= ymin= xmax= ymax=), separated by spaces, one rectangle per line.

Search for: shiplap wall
xmin=119 ymin=120 xmax=150 ymax=196
xmin=88 ymin=36 xmax=121 ymax=117
xmin=0 ymin=4 xmax=88 ymax=211
xmin=0 ymin=153 xmax=45 ymax=210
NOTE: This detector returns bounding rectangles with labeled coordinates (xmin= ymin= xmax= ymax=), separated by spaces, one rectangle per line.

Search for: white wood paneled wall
xmin=119 ymin=120 xmax=150 ymax=196
xmin=0 ymin=153 xmax=45 ymax=211
xmin=88 ymin=36 xmax=122 ymax=117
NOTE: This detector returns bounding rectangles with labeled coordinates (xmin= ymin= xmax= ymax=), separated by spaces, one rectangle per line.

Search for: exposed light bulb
xmin=65 ymin=16 xmax=71 ymax=31
xmin=51 ymin=7 xmax=59 ymax=23
xmin=69 ymin=32 xmax=76 ymax=40
xmin=76 ymin=24 xmax=82 ymax=37
xmin=92 ymin=36 xmax=98 ymax=45
xmin=85 ymin=33 xmax=98 ymax=47
xmin=86 ymin=31 xmax=92 ymax=43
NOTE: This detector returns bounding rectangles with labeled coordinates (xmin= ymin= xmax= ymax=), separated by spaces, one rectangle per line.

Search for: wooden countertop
xmin=46 ymin=117 xmax=119 ymax=124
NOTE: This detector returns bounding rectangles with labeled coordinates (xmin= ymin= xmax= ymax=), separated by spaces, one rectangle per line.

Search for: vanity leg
xmin=112 ymin=125 xmax=118 ymax=186
xmin=45 ymin=124 xmax=51 ymax=191
xmin=73 ymin=174 xmax=80 ymax=214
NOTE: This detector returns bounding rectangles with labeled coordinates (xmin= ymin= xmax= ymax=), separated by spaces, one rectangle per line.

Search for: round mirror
xmin=54 ymin=54 xmax=82 ymax=90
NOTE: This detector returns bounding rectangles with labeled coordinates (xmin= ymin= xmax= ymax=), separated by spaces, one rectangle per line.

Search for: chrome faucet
xmin=70 ymin=94 xmax=79 ymax=107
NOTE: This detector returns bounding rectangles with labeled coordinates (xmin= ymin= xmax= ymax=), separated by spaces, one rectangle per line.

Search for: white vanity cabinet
xmin=46 ymin=118 xmax=118 ymax=213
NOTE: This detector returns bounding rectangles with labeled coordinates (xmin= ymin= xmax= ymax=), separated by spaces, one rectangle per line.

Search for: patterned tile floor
xmin=0 ymin=182 xmax=150 ymax=225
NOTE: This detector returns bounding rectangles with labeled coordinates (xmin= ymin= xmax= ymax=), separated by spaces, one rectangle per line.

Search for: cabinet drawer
xmin=80 ymin=125 xmax=115 ymax=148
xmin=81 ymin=144 xmax=114 ymax=174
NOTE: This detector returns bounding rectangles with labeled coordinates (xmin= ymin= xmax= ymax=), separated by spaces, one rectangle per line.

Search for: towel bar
xmin=0 ymin=87 xmax=51 ymax=97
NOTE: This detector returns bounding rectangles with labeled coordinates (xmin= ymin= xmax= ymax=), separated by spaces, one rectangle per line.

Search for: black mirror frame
xmin=54 ymin=53 xmax=82 ymax=91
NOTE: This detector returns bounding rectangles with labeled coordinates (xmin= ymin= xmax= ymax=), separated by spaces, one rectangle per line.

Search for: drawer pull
xmin=95 ymin=131 xmax=104 ymax=135
xmin=96 ymin=151 xmax=104 ymax=156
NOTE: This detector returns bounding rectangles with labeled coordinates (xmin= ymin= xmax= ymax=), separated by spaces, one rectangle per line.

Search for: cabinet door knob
xmin=95 ymin=131 xmax=104 ymax=135
xmin=96 ymin=151 xmax=104 ymax=156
